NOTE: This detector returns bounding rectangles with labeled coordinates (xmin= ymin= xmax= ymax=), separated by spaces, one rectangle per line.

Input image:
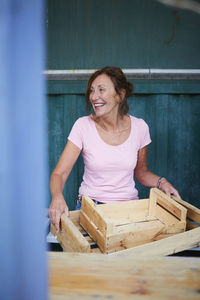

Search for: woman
xmin=49 ymin=66 xmax=180 ymax=232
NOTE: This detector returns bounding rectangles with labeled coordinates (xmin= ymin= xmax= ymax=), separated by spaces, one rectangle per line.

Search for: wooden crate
xmin=51 ymin=188 xmax=200 ymax=255
xmin=79 ymin=188 xmax=187 ymax=253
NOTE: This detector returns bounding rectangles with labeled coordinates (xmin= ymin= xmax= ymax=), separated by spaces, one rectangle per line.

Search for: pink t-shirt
xmin=68 ymin=115 xmax=151 ymax=203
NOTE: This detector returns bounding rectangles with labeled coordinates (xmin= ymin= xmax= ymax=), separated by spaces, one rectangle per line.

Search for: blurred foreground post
xmin=0 ymin=0 xmax=47 ymax=299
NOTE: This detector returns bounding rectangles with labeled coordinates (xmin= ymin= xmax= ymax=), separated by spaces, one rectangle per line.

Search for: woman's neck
xmin=93 ymin=113 xmax=129 ymax=134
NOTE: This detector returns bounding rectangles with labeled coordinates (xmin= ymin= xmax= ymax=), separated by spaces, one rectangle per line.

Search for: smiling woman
xmin=85 ymin=67 xmax=133 ymax=145
xmin=49 ymin=66 xmax=181 ymax=232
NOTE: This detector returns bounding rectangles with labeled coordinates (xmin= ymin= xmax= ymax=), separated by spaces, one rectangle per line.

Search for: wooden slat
xmin=51 ymin=213 xmax=90 ymax=253
xmin=112 ymin=226 xmax=200 ymax=257
xmin=80 ymin=210 xmax=106 ymax=253
xmin=81 ymin=196 xmax=113 ymax=235
xmin=113 ymin=217 xmax=161 ymax=234
xmin=172 ymin=196 xmax=200 ymax=223
xmin=157 ymin=197 xmax=182 ymax=220
xmin=49 ymin=252 xmax=200 ymax=300
xmin=112 ymin=215 xmax=157 ymax=226
xmin=149 ymin=189 xmax=157 ymax=216
xmin=155 ymin=204 xmax=180 ymax=224
xmin=99 ymin=199 xmax=149 ymax=222
xmin=68 ymin=210 xmax=80 ymax=226
xmin=155 ymin=205 xmax=186 ymax=233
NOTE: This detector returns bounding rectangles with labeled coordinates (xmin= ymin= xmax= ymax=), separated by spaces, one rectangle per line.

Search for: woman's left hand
xmin=159 ymin=178 xmax=181 ymax=199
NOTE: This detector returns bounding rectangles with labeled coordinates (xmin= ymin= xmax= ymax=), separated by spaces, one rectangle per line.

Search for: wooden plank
xmin=105 ymin=220 xmax=165 ymax=254
xmin=113 ymin=217 xmax=161 ymax=234
xmin=99 ymin=199 xmax=149 ymax=222
xmin=172 ymin=196 xmax=200 ymax=223
xmin=112 ymin=226 xmax=200 ymax=257
xmin=68 ymin=210 xmax=80 ymax=226
xmin=155 ymin=205 xmax=186 ymax=233
xmin=49 ymin=252 xmax=200 ymax=300
xmin=155 ymin=204 xmax=180 ymax=224
xmin=112 ymin=215 xmax=157 ymax=226
xmin=51 ymin=213 xmax=90 ymax=253
xmin=157 ymin=197 xmax=182 ymax=220
xmin=81 ymin=196 xmax=113 ymax=236
xmin=80 ymin=210 xmax=106 ymax=253
xmin=148 ymin=188 xmax=157 ymax=216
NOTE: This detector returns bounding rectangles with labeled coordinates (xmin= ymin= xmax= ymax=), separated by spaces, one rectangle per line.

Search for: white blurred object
xmin=156 ymin=0 xmax=200 ymax=14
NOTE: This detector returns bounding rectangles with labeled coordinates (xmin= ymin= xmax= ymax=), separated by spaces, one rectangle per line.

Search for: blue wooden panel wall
xmin=46 ymin=0 xmax=200 ymax=209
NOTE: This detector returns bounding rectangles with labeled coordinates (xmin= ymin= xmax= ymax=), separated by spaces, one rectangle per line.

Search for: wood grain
xmin=112 ymin=226 xmax=200 ymax=257
xmin=172 ymin=196 xmax=200 ymax=224
xmin=49 ymin=252 xmax=200 ymax=300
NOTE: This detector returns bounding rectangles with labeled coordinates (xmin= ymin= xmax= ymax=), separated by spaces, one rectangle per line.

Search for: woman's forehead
xmin=91 ymin=73 xmax=114 ymax=87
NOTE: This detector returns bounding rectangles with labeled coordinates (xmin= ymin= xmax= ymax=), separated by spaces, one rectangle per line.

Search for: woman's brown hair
xmin=85 ymin=67 xmax=133 ymax=116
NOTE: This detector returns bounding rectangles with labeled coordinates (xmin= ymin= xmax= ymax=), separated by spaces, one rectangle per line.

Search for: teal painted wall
xmin=47 ymin=0 xmax=200 ymax=69
xmin=47 ymin=0 xmax=200 ymax=209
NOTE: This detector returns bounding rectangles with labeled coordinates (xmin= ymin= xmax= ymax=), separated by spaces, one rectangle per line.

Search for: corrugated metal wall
xmin=47 ymin=0 xmax=200 ymax=209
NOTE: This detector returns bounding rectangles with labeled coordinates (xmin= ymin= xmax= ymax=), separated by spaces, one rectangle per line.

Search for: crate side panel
xmin=80 ymin=210 xmax=106 ymax=253
xmin=81 ymin=196 xmax=113 ymax=235
xmin=99 ymin=199 xmax=150 ymax=223
xmin=106 ymin=220 xmax=165 ymax=254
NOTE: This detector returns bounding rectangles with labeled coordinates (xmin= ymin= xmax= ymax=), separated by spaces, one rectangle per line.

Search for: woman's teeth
xmin=94 ymin=103 xmax=105 ymax=107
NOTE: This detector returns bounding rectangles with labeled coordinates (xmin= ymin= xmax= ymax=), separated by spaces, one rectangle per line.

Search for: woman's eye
xmin=99 ymin=88 xmax=105 ymax=92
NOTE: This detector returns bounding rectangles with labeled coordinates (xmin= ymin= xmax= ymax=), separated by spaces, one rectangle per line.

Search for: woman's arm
xmin=134 ymin=146 xmax=181 ymax=199
xmin=49 ymin=140 xmax=81 ymax=232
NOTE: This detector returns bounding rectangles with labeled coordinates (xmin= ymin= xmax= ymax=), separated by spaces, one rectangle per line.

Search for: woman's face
xmin=89 ymin=74 xmax=121 ymax=118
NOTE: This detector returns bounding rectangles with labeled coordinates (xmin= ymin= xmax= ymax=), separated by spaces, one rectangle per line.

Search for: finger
xmin=49 ymin=209 xmax=55 ymax=225
xmin=164 ymin=189 xmax=171 ymax=197
xmin=64 ymin=206 xmax=69 ymax=216
xmin=48 ymin=208 xmax=53 ymax=220
xmin=54 ymin=220 xmax=60 ymax=233
xmin=54 ymin=211 xmax=61 ymax=232
xmin=171 ymin=189 xmax=181 ymax=200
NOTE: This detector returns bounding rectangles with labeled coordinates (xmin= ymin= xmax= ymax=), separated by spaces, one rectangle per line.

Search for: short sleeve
xmin=68 ymin=118 xmax=83 ymax=150
xmin=139 ymin=119 xmax=152 ymax=149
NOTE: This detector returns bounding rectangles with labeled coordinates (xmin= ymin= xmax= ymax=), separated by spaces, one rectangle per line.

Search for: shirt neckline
xmin=89 ymin=114 xmax=133 ymax=147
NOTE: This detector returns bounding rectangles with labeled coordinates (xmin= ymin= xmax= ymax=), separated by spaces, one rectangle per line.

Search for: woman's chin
xmin=94 ymin=109 xmax=105 ymax=117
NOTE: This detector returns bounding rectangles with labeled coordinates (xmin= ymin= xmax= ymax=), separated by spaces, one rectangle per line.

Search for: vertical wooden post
xmin=0 ymin=0 xmax=47 ymax=299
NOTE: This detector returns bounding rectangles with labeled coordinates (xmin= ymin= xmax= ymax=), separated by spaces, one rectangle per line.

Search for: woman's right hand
xmin=48 ymin=193 xmax=69 ymax=232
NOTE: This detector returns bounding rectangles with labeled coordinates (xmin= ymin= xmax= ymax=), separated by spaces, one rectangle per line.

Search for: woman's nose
xmin=90 ymin=90 xmax=99 ymax=100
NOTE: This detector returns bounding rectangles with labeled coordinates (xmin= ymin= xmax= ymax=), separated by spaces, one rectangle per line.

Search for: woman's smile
xmin=93 ymin=102 xmax=105 ymax=108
